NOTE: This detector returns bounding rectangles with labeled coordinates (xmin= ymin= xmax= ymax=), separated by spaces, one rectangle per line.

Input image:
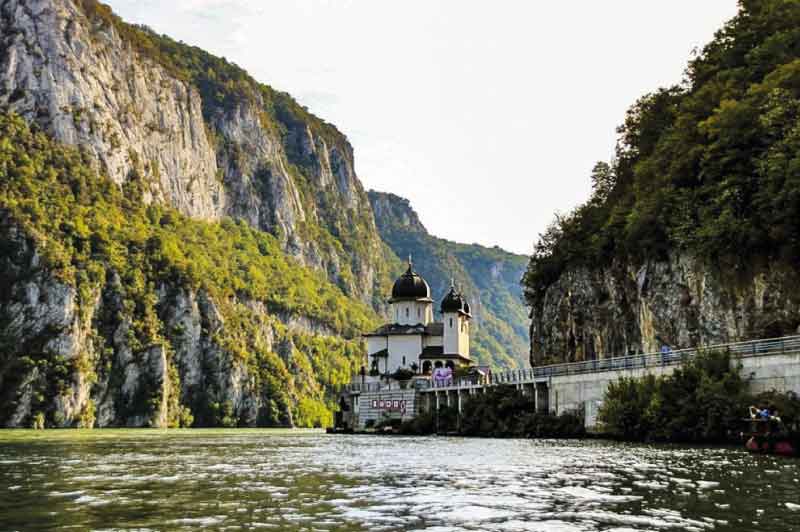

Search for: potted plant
xmin=391 ymin=368 xmax=415 ymax=388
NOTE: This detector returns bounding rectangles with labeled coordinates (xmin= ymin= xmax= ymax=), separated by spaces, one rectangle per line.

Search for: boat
xmin=744 ymin=418 xmax=799 ymax=457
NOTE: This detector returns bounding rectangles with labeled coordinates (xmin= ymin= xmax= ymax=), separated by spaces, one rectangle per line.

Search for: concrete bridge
xmin=342 ymin=335 xmax=800 ymax=431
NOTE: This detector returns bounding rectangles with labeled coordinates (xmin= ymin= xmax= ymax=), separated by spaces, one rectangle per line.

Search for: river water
xmin=0 ymin=430 xmax=799 ymax=531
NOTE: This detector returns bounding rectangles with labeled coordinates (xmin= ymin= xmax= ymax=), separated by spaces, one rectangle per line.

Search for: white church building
xmin=364 ymin=260 xmax=472 ymax=375
xmin=334 ymin=260 xmax=478 ymax=430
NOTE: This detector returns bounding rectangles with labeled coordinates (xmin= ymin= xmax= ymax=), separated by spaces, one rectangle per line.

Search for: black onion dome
xmin=391 ymin=264 xmax=431 ymax=300
xmin=440 ymin=286 xmax=466 ymax=313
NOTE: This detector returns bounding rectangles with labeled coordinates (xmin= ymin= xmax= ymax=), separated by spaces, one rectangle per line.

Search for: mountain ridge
xmin=369 ymin=190 xmax=529 ymax=368
xmin=0 ymin=0 xmax=530 ymax=429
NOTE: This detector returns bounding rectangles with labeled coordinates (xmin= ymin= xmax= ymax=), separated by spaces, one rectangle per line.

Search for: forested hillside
xmin=0 ymin=0 xmax=397 ymax=427
xmin=370 ymin=191 xmax=528 ymax=368
xmin=524 ymin=0 xmax=800 ymax=365
xmin=0 ymin=113 xmax=375 ymax=428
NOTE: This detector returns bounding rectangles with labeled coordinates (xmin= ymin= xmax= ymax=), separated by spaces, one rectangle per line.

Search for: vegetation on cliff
xmin=524 ymin=0 xmax=800 ymax=336
xmin=369 ymin=191 xmax=528 ymax=368
xmin=598 ymin=350 xmax=800 ymax=442
xmin=0 ymin=112 xmax=377 ymax=427
xmin=76 ymin=0 xmax=398 ymax=308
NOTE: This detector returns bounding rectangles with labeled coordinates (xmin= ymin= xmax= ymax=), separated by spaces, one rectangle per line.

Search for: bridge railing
xmin=508 ymin=334 xmax=800 ymax=382
xmin=424 ymin=335 xmax=800 ymax=391
xmin=343 ymin=335 xmax=800 ymax=393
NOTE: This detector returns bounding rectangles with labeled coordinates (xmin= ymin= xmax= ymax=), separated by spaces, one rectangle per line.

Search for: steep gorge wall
xmin=0 ymin=0 xmax=387 ymax=428
xmin=529 ymin=255 xmax=800 ymax=366
xmin=0 ymin=0 xmax=392 ymax=306
xmin=0 ymin=200 xmax=348 ymax=428
xmin=525 ymin=2 xmax=800 ymax=367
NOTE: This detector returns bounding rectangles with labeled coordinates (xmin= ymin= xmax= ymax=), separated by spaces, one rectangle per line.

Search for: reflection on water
xmin=0 ymin=430 xmax=799 ymax=531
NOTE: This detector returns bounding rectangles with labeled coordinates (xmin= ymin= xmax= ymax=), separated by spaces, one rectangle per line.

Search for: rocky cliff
xmin=528 ymin=255 xmax=800 ymax=366
xmin=0 ymin=112 xmax=373 ymax=428
xmin=369 ymin=191 xmax=529 ymax=368
xmin=0 ymin=0 xmax=394 ymax=308
xmin=0 ymin=0 xmax=393 ymax=428
xmin=524 ymin=1 xmax=800 ymax=366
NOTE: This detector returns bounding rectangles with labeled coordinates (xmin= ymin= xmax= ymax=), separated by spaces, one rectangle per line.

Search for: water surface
xmin=1 ymin=430 xmax=798 ymax=531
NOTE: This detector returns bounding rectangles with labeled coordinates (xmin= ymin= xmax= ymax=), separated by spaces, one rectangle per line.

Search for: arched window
xmin=402 ymin=356 xmax=406 ymax=365
xmin=406 ymin=308 xmax=409 ymax=318
xmin=449 ymin=318 xmax=453 ymax=328
xmin=417 ymin=308 xmax=421 ymax=318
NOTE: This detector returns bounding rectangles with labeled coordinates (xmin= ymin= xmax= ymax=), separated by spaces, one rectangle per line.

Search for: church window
xmin=402 ymin=356 xmax=406 ymax=365
xmin=449 ymin=318 xmax=453 ymax=328
xmin=417 ymin=308 xmax=421 ymax=318
xmin=406 ymin=308 xmax=409 ymax=318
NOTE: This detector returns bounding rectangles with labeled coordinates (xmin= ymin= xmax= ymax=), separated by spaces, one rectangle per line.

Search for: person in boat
xmin=749 ymin=405 xmax=770 ymax=420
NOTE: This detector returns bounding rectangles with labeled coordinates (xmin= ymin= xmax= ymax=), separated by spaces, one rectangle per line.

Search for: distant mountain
xmin=369 ymin=191 xmax=529 ymax=368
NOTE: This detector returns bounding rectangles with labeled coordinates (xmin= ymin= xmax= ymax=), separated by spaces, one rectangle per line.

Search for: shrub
xmin=598 ymin=350 xmax=752 ymax=442
xmin=78 ymin=400 xmax=96 ymax=429
xmin=390 ymin=368 xmax=414 ymax=381
xmin=31 ymin=412 xmax=45 ymax=430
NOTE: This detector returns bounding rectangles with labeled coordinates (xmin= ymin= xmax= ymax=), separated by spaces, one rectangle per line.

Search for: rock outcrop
xmin=0 ymin=0 xmax=386 ymax=427
xmin=0 ymin=0 xmax=390 ymax=306
xmin=529 ymin=255 xmax=800 ymax=366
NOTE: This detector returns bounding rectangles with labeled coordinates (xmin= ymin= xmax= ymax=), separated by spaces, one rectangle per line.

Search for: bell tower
xmin=440 ymin=280 xmax=471 ymax=358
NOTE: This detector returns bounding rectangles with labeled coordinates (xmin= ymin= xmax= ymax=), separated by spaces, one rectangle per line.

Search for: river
xmin=0 ymin=430 xmax=798 ymax=531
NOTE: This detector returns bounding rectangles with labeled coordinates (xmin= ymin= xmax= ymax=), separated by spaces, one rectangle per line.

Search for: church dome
xmin=391 ymin=263 xmax=431 ymax=300
xmin=441 ymin=285 xmax=469 ymax=314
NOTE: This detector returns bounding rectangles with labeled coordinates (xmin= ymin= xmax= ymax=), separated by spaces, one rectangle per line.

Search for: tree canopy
xmin=524 ymin=0 xmax=800 ymax=307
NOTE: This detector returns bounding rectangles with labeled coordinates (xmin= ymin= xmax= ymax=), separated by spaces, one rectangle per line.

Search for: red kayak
xmin=744 ymin=419 xmax=798 ymax=457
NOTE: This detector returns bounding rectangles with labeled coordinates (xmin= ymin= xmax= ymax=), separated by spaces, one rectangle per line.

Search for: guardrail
xmin=527 ymin=334 xmax=800 ymax=380
xmin=341 ymin=335 xmax=800 ymax=393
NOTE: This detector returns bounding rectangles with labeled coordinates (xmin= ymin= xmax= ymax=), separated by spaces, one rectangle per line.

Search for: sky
xmin=106 ymin=0 xmax=739 ymax=255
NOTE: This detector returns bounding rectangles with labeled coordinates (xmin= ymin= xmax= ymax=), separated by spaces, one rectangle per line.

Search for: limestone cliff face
xmin=0 ymin=0 xmax=389 ymax=306
xmin=0 ymin=211 xmax=335 ymax=427
xmin=529 ymin=254 xmax=800 ymax=366
xmin=0 ymin=0 xmax=385 ymax=427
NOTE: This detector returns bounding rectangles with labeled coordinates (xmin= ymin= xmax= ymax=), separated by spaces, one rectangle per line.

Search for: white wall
xmin=366 ymin=336 xmax=387 ymax=356
xmin=392 ymin=300 xmax=433 ymax=325
xmin=443 ymin=312 xmax=469 ymax=357
xmin=549 ymin=351 xmax=800 ymax=430
xmin=387 ymin=335 xmax=423 ymax=372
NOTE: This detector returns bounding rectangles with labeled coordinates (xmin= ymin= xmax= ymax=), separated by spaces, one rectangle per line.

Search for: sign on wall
xmin=371 ymin=399 xmax=407 ymax=413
